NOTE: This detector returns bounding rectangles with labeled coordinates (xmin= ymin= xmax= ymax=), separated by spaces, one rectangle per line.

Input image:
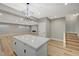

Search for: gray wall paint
xmin=50 ymin=18 xmax=65 ymax=40
xmin=66 ymin=15 xmax=79 ymax=36
xmin=66 ymin=15 xmax=77 ymax=33
xmin=46 ymin=18 xmax=51 ymax=38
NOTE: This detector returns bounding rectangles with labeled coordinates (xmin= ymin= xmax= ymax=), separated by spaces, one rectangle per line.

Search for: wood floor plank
xmin=0 ymin=33 xmax=79 ymax=56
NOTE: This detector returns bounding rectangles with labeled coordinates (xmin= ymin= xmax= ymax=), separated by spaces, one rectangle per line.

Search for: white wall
xmin=50 ymin=18 xmax=65 ymax=41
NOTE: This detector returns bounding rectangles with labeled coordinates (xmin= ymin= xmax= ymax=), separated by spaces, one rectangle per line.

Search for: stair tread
xmin=67 ymin=44 xmax=79 ymax=51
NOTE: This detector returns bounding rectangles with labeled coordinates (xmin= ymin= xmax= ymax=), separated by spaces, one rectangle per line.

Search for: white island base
xmin=12 ymin=35 xmax=49 ymax=56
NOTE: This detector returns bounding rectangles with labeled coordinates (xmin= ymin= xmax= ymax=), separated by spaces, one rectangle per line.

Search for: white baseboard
xmin=50 ymin=38 xmax=63 ymax=42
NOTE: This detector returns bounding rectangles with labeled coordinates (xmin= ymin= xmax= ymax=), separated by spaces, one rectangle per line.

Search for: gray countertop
xmin=13 ymin=35 xmax=49 ymax=49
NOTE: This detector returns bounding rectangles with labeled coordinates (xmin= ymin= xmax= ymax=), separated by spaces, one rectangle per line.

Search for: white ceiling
xmin=3 ymin=3 xmax=79 ymax=19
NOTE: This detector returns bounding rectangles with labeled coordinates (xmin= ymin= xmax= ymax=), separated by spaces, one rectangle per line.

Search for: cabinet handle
xmin=24 ymin=49 xmax=26 ymax=54
xmin=15 ymin=42 xmax=16 ymax=45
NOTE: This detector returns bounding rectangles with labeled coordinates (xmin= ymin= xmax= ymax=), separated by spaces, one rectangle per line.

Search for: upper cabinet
xmin=0 ymin=10 xmax=38 ymax=25
xmin=0 ymin=4 xmax=38 ymax=25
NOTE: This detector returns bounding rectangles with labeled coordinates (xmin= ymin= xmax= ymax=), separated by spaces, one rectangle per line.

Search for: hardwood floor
xmin=0 ymin=36 xmax=15 ymax=56
xmin=0 ymin=33 xmax=38 ymax=56
xmin=66 ymin=33 xmax=79 ymax=51
xmin=0 ymin=33 xmax=79 ymax=56
xmin=48 ymin=40 xmax=79 ymax=56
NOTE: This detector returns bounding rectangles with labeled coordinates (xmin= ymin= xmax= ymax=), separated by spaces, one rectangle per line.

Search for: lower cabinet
xmin=12 ymin=39 xmax=48 ymax=56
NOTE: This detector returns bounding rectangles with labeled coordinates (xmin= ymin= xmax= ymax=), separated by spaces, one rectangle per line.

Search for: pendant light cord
xmin=26 ymin=3 xmax=29 ymax=19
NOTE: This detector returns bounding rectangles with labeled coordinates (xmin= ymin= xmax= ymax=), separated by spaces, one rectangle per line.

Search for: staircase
xmin=66 ymin=33 xmax=79 ymax=51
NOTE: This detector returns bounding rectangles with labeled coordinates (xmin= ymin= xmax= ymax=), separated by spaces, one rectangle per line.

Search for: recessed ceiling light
xmin=65 ymin=3 xmax=68 ymax=5
xmin=38 ymin=12 xmax=40 ymax=15
xmin=72 ymin=13 xmax=79 ymax=16
xmin=0 ymin=13 xmax=3 ymax=15
xmin=54 ymin=16 xmax=57 ymax=18
xmin=76 ymin=13 xmax=79 ymax=16
xmin=20 ymin=18 xmax=23 ymax=20
xmin=73 ymin=14 xmax=76 ymax=16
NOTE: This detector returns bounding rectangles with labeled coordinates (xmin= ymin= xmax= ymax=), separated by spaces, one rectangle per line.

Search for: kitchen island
xmin=12 ymin=35 xmax=49 ymax=56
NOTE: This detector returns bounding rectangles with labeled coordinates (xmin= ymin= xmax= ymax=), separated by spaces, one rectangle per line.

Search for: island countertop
xmin=13 ymin=35 xmax=49 ymax=49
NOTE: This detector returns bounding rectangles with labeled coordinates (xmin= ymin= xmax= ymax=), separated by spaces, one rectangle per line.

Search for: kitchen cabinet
xmin=12 ymin=35 xmax=49 ymax=56
xmin=38 ymin=17 xmax=50 ymax=38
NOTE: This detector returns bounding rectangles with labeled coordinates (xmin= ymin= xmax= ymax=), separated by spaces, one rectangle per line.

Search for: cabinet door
xmin=38 ymin=22 xmax=46 ymax=37
xmin=12 ymin=39 xmax=20 ymax=55
xmin=24 ymin=45 xmax=36 ymax=56
xmin=12 ymin=39 xmax=35 ymax=56
xmin=12 ymin=39 xmax=27 ymax=56
xmin=16 ymin=44 xmax=27 ymax=56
